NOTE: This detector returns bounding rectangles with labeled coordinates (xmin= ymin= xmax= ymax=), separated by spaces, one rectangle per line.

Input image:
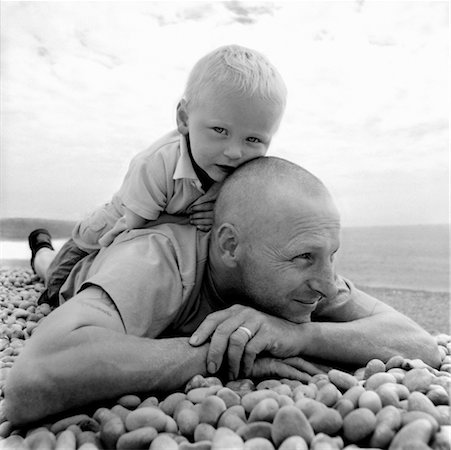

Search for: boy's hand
xmin=188 ymin=183 xmax=222 ymax=232
xmin=189 ymin=201 xmax=214 ymax=232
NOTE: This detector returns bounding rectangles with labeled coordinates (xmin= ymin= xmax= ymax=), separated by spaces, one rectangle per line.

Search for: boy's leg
xmin=28 ymin=229 xmax=55 ymax=280
xmin=28 ymin=229 xmax=89 ymax=307
xmin=34 ymin=247 xmax=56 ymax=282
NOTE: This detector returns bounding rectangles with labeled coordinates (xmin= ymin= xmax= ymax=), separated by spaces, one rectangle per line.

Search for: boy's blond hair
xmin=183 ymin=44 xmax=287 ymax=111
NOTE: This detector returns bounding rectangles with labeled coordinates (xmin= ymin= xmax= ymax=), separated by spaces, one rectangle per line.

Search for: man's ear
xmin=216 ymin=223 xmax=239 ymax=267
xmin=176 ymin=99 xmax=189 ymax=135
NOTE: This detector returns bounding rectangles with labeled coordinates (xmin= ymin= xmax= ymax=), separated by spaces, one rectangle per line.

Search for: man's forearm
xmin=5 ymin=328 xmax=209 ymax=426
xmin=299 ymin=311 xmax=441 ymax=368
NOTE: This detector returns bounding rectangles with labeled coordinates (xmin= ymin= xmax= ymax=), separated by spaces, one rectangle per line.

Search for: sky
xmin=1 ymin=0 xmax=449 ymax=227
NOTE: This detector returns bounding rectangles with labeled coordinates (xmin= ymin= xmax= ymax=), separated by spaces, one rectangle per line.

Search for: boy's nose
xmin=224 ymin=144 xmax=243 ymax=160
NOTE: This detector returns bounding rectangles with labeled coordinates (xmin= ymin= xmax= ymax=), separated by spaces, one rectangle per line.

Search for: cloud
xmin=143 ymin=3 xmax=218 ymax=26
xmin=223 ymin=1 xmax=277 ymax=24
xmin=144 ymin=2 xmax=277 ymax=27
xmin=177 ymin=4 xmax=216 ymax=21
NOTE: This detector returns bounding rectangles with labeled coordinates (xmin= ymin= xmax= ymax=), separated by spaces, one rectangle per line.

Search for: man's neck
xmin=201 ymin=259 xmax=230 ymax=311
xmin=185 ymin=134 xmax=214 ymax=192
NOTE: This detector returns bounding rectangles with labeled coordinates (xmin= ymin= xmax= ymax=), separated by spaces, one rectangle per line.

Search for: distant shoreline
xmin=0 ymin=257 xmax=447 ymax=294
xmin=0 ymin=217 xmax=76 ymax=241
xmin=1 ymin=219 xmax=449 ymax=294
xmin=1 ymin=217 xmax=448 ymax=241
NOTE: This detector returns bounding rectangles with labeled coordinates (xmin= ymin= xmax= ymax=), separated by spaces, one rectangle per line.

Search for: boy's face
xmin=177 ymin=87 xmax=283 ymax=182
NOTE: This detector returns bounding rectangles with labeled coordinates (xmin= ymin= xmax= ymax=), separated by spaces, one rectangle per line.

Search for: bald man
xmin=5 ymin=157 xmax=440 ymax=425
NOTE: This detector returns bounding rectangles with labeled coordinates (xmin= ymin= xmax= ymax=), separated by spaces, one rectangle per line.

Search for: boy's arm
xmin=124 ymin=206 xmax=152 ymax=229
xmin=124 ymin=207 xmax=190 ymax=229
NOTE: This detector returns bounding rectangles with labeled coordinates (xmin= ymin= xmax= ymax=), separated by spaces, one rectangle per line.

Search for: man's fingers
xmin=189 ymin=310 xmax=233 ymax=346
xmin=282 ymin=357 xmax=327 ymax=375
xmin=189 ymin=305 xmax=259 ymax=375
xmin=207 ymin=320 xmax=249 ymax=374
xmin=226 ymin=326 xmax=258 ymax=379
xmin=241 ymin=330 xmax=268 ymax=377
xmin=226 ymin=331 xmax=248 ymax=380
xmin=251 ymin=358 xmax=311 ymax=382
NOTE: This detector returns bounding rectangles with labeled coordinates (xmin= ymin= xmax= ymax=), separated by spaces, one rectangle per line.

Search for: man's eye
xmin=213 ymin=127 xmax=227 ymax=135
xmin=295 ymin=253 xmax=311 ymax=261
xmin=247 ymin=137 xmax=261 ymax=143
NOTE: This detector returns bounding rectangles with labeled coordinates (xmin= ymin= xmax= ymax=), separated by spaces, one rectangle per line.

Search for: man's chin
xmin=289 ymin=313 xmax=313 ymax=324
xmin=289 ymin=300 xmax=318 ymax=322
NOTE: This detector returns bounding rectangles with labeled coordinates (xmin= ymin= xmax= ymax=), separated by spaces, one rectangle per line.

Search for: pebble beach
xmin=0 ymin=266 xmax=450 ymax=449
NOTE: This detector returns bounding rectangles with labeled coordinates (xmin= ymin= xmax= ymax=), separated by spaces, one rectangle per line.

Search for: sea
xmin=336 ymin=224 xmax=449 ymax=293
xmin=0 ymin=224 xmax=449 ymax=293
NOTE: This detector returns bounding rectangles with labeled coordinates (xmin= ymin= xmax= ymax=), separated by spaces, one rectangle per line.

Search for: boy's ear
xmin=216 ymin=223 xmax=239 ymax=267
xmin=176 ymin=99 xmax=189 ymax=135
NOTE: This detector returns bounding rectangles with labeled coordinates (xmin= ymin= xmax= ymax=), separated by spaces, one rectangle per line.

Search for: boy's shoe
xmin=28 ymin=228 xmax=54 ymax=272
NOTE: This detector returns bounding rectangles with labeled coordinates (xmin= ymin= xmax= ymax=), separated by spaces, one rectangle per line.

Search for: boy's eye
xmin=213 ymin=127 xmax=227 ymax=135
xmin=247 ymin=137 xmax=261 ymax=143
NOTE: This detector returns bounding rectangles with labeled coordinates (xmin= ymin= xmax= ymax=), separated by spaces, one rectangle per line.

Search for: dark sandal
xmin=28 ymin=228 xmax=54 ymax=272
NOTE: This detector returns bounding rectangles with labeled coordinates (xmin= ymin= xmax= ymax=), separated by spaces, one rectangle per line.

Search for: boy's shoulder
xmin=132 ymin=130 xmax=182 ymax=165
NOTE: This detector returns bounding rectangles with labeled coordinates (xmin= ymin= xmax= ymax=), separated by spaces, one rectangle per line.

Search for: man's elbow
xmin=419 ymin=333 xmax=442 ymax=369
xmin=401 ymin=328 xmax=442 ymax=369
xmin=4 ymin=359 xmax=52 ymax=426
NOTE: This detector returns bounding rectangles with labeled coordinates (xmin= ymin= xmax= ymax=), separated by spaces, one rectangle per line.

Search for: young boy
xmin=29 ymin=44 xmax=287 ymax=306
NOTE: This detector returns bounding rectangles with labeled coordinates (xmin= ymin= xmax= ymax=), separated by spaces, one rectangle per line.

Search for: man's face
xmin=237 ymin=196 xmax=340 ymax=323
xmin=178 ymin=87 xmax=283 ymax=182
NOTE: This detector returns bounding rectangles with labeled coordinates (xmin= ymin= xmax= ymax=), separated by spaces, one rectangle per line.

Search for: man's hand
xmin=251 ymin=357 xmax=326 ymax=382
xmin=189 ymin=305 xmax=307 ymax=379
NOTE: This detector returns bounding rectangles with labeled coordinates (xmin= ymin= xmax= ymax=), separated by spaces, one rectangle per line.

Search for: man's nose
xmin=309 ymin=262 xmax=338 ymax=299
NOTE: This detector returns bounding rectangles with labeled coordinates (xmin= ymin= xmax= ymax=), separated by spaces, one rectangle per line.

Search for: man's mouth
xmin=293 ymin=298 xmax=320 ymax=306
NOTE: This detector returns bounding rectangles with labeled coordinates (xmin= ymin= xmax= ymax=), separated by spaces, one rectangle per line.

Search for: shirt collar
xmin=173 ymin=133 xmax=202 ymax=187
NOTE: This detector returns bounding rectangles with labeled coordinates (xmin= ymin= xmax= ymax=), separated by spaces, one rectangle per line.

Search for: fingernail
xmin=189 ymin=336 xmax=198 ymax=345
xmin=208 ymin=362 xmax=216 ymax=373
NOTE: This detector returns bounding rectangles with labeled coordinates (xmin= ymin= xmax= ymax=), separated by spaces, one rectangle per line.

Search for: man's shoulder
xmin=112 ymin=224 xmax=209 ymax=265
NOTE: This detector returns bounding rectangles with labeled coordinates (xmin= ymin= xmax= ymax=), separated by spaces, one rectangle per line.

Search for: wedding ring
xmin=237 ymin=326 xmax=253 ymax=339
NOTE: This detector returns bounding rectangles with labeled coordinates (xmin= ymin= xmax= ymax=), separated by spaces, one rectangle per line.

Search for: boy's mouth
xmin=216 ymin=164 xmax=236 ymax=174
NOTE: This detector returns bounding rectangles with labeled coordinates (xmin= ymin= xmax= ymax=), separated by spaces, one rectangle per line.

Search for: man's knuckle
xmin=229 ymin=334 xmax=243 ymax=346
xmin=244 ymin=346 xmax=257 ymax=360
xmin=215 ymin=324 xmax=232 ymax=336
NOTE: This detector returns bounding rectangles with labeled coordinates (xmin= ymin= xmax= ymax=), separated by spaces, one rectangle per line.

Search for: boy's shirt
xmin=73 ymin=130 xmax=209 ymax=250
xmin=118 ymin=129 xmax=206 ymax=220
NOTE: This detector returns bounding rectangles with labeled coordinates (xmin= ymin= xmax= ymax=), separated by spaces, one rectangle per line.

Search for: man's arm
xmin=4 ymin=286 xmax=209 ymax=426
xmin=298 ymin=295 xmax=440 ymax=366
xmin=190 ymin=282 xmax=441 ymax=378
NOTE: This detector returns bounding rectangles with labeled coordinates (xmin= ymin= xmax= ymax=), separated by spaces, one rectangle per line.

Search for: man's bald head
xmin=213 ymin=156 xmax=338 ymax=235
xmin=210 ymin=157 xmax=341 ymax=323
